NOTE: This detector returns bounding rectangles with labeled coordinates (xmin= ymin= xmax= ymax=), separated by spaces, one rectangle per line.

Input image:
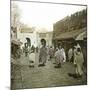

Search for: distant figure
xmin=49 ymin=46 xmax=54 ymax=60
xmin=52 ymin=47 xmax=58 ymax=64
xmin=31 ymin=45 xmax=35 ymax=52
xmin=47 ymin=46 xmax=50 ymax=60
xmin=68 ymin=47 xmax=74 ymax=63
xmin=61 ymin=47 xmax=66 ymax=63
xmin=38 ymin=39 xmax=47 ymax=67
xmin=24 ymin=43 xmax=29 ymax=57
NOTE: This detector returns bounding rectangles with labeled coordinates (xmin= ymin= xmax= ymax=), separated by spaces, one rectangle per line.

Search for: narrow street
xmin=11 ymin=52 xmax=87 ymax=89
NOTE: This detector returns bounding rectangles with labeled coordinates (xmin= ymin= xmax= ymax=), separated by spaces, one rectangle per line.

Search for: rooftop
xmin=53 ymin=27 xmax=86 ymax=40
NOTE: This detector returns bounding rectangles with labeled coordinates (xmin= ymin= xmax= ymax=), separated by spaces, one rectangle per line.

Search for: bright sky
xmin=12 ymin=1 xmax=86 ymax=31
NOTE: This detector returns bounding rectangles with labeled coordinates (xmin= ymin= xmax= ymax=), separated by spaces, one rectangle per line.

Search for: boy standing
xmin=38 ymin=39 xmax=47 ymax=67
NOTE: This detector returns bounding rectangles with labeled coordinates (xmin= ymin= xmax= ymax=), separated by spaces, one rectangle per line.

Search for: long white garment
xmin=29 ymin=53 xmax=35 ymax=62
xmin=73 ymin=48 xmax=77 ymax=65
xmin=75 ymin=52 xmax=84 ymax=75
xmin=74 ymin=43 xmax=81 ymax=64
xmin=73 ymin=43 xmax=84 ymax=75
xmin=55 ymin=49 xmax=65 ymax=64
xmin=68 ymin=48 xmax=73 ymax=61
xmin=60 ymin=48 xmax=66 ymax=62
xmin=27 ymin=47 xmax=35 ymax=64
xmin=47 ymin=46 xmax=50 ymax=60
xmin=55 ymin=49 xmax=61 ymax=64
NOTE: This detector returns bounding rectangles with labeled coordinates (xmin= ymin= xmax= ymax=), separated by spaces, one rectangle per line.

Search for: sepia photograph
xmin=11 ymin=0 xmax=87 ymax=90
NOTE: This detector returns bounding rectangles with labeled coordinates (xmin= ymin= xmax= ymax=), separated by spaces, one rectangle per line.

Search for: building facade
xmin=52 ymin=9 xmax=87 ymax=62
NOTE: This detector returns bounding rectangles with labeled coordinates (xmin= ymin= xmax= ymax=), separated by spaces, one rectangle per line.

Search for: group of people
xmin=38 ymin=39 xmax=66 ymax=67
xmin=22 ymin=38 xmax=85 ymax=79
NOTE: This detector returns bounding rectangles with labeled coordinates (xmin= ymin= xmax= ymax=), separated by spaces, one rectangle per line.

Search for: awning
xmin=75 ymin=31 xmax=87 ymax=40
xmin=11 ymin=39 xmax=22 ymax=45
xmin=53 ymin=27 xmax=86 ymax=40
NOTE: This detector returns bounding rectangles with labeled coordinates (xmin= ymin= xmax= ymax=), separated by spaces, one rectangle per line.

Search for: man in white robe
xmin=61 ymin=48 xmax=66 ymax=63
xmin=68 ymin=48 xmax=73 ymax=62
xmin=74 ymin=47 xmax=84 ymax=77
xmin=68 ymin=43 xmax=84 ymax=78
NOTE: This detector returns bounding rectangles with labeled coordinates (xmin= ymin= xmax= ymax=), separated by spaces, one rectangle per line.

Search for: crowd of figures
xmin=14 ymin=38 xmax=86 ymax=79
